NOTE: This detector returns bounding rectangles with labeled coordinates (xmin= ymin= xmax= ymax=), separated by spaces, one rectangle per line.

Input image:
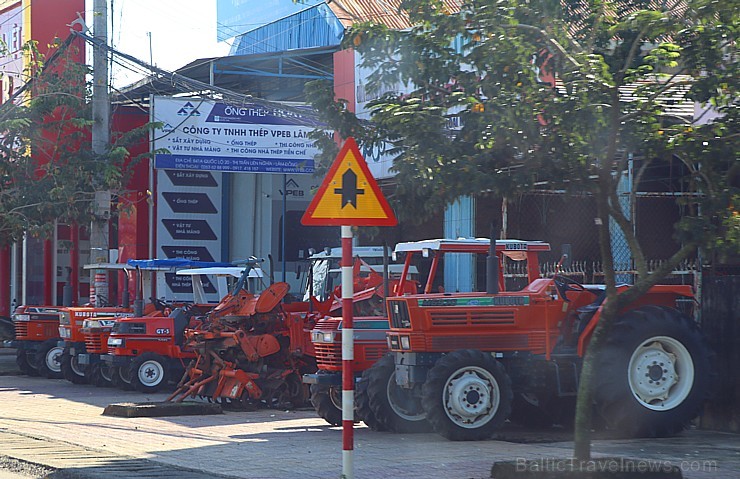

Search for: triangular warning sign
xmin=302 ymin=137 xmax=397 ymax=226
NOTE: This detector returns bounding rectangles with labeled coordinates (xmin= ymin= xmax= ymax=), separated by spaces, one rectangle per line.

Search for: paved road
xmin=1 ymin=350 xmax=739 ymax=479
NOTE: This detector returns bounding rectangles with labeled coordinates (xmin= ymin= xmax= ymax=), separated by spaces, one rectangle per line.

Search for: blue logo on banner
xmin=204 ymin=103 xmax=322 ymax=127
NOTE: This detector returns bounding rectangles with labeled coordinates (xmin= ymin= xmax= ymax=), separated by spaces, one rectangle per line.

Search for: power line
xmin=73 ymin=29 xmax=324 ymax=127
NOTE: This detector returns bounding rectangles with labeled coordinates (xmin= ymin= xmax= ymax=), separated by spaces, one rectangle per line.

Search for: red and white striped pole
xmin=341 ymin=225 xmax=354 ymax=479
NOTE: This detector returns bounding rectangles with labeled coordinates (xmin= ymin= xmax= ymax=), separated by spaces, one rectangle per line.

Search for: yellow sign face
xmin=302 ymin=138 xmax=396 ymax=226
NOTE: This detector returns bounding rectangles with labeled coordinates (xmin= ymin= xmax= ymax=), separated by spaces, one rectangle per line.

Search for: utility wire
xmin=72 ymin=30 xmax=324 ymax=127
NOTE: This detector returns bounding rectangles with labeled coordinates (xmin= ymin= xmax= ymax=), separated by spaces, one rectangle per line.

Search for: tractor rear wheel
xmin=89 ymin=362 xmax=113 ymax=387
xmin=35 ymin=339 xmax=63 ymax=379
xmin=422 ymin=349 xmax=512 ymax=441
xmin=130 ymin=353 xmax=170 ymax=393
xmin=111 ymin=365 xmax=133 ymax=390
xmin=592 ymin=306 xmax=715 ymax=438
xmin=365 ymin=355 xmax=430 ymax=433
xmin=61 ymin=352 xmax=88 ymax=384
xmin=310 ymin=384 xmax=342 ymax=426
xmin=15 ymin=348 xmax=40 ymax=376
xmin=355 ymin=376 xmax=385 ymax=431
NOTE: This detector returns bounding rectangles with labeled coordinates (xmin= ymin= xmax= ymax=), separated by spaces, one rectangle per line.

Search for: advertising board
xmin=152 ymin=96 xmax=322 ymax=174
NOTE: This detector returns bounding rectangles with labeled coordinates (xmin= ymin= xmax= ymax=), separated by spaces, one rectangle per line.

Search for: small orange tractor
xmin=62 ymin=259 xmax=234 ymax=386
xmin=102 ymin=260 xmax=244 ymax=392
xmin=10 ymin=305 xmax=66 ymax=378
xmin=58 ymin=306 xmax=135 ymax=384
xmin=10 ymin=262 xmax=136 ymax=379
xmin=363 ymin=236 xmax=712 ymax=440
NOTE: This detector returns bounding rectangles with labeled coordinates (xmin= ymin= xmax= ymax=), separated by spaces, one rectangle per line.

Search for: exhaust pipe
xmin=486 ymin=222 xmax=499 ymax=295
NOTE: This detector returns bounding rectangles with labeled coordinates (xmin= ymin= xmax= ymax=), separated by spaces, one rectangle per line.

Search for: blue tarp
xmin=126 ymin=259 xmax=233 ymax=270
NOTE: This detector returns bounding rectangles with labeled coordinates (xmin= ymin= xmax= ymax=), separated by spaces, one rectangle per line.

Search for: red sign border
xmin=301 ymin=137 xmax=397 ymax=226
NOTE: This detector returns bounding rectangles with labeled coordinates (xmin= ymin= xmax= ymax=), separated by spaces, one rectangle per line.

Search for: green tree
xmin=307 ymin=0 xmax=739 ymax=459
xmin=0 ymin=36 xmax=152 ymax=247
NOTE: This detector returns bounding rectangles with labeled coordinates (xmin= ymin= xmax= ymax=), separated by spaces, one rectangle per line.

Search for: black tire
xmin=591 ymin=306 xmax=715 ymax=438
xmin=422 ymin=349 xmax=512 ymax=441
xmin=355 ymin=376 xmax=386 ymax=431
xmin=111 ymin=365 xmax=133 ymax=390
xmin=15 ymin=348 xmax=40 ymax=376
xmin=60 ymin=352 xmax=88 ymax=384
xmin=35 ymin=339 xmax=64 ymax=379
xmin=89 ymin=362 xmax=113 ymax=387
xmin=365 ymin=355 xmax=431 ymax=433
xmin=130 ymin=353 xmax=170 ymax=393
xmin=310 ymin=384 xmax=342 ymax=426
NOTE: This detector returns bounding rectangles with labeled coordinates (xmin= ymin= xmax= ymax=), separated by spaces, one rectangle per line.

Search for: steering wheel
xmin=552 ymin=274 xmax=585 ymax=302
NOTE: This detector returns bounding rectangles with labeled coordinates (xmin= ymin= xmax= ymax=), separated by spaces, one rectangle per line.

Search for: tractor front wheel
xmin=35 ymin=339 xmax=63 ymax=379
xmin=130 ymin=353 xmax=170 ymax=393
xmin=60 ymin=352 xmax=88 ymax=384
xmin=422 ymin=349 xmax=512 ymax=441
xmin=15 ymin=348 xmax=39 ymax=376
xmin=592 ymin=306 xmax=715 ymax=438
xmin=365 ymin=355 xmax=430 ymax=433
xmin=310 ymin=384 xmax=342 ymax=426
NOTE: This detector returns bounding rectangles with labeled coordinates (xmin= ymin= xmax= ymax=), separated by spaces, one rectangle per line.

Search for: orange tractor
xmin=10 ymin=305 xmax=67 ymax=378
xmin=100 ymin=260 xmax=246 ymax=392
xmin=10 ymin=263 xmax=135 ymax=380
xmin=360 ymin=236 xmax=712 ymax=440
xmin=104 ymin=265 xmax=252 ymax=392
xmin=302 ymin=246 xmax=419 ymax=427
xmin=62 ymin=259 xmax=235 ymax=386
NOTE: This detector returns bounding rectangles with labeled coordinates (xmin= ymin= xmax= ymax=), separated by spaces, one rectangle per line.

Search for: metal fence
xmin=496 ymin=191 xmax=697 ymax=287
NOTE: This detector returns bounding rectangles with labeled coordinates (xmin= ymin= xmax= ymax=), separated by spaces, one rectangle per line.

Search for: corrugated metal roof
xmin=231 ymin=3 xmax=345 ymax=55
xmin=326 ymin=0 xmax=463 ymax=30
xmin=619 ymin=75 xmax=695 ymax=121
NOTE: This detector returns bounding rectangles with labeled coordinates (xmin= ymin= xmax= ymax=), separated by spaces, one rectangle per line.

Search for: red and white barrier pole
xmin=341 ymin=225 xmax=354 ymax=479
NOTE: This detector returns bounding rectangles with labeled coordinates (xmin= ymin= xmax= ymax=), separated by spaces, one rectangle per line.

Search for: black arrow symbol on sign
xmin=334 ymin=168 xmax=364 ymax=208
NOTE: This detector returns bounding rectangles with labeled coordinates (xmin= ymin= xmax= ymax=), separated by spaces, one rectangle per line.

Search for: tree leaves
xmin=0 ymin=38 xmax=149 ymax=247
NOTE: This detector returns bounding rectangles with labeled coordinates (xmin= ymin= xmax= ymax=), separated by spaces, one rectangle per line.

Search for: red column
xmin=43 ymin=239 xmax=53 ymax=304
xmin=0 ymin=246 xmax=10 ymax=316
xmin=70 ymin=224 xmax=79 ymax=306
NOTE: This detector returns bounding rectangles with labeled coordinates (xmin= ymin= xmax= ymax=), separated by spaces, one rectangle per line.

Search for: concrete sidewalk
xmin=0 ymin=373 xmax=738 ymax=479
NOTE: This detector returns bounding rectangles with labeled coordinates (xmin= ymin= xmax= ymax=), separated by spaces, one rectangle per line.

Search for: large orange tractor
xmin=359 ymin=236 xmax=713 ymax=440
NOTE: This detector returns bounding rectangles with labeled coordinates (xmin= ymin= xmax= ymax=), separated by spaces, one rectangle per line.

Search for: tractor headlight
xmin=312 ymin=331 xmax=335 ymax=343
xmin=59 ymin=327 xmax=70 ymax=338
xmin=107 ymin=337 xmax=125 ymax=348
xmin=83 ymin=320 xmax=101 ymax=329
xmin=400 ymin=335 xmax=410 ymax=350
xmin=12 ymin=314 xmax=29 ymax=322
